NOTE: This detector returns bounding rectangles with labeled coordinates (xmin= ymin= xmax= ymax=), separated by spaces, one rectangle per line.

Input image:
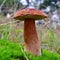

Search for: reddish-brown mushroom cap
xmin=13 ymin=8 xmax=48 ymax=20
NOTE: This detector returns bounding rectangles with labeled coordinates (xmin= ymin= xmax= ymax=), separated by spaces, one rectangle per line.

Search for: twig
xmin=43 ymin=21 xmax=51 ymax=28
xmin=0 ymin=20 xmax=20 ymax=26
xmin=0 ymin=0 xmax=7 ymax=10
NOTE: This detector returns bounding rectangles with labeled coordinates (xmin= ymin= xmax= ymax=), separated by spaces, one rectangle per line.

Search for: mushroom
xmin=13 ymin=8 xmax=48 ymax=55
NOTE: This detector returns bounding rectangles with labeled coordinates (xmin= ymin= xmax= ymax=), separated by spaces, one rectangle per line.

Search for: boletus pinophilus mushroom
xmin=13 ymin=8 xmax=48 ymax=55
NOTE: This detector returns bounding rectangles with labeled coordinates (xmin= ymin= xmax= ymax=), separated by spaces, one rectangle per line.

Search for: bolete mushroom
xmin=13 ymin=8 xmax=48 ymax=55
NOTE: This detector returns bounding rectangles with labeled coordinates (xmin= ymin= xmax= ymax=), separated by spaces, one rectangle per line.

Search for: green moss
xmin=0 ymin=39 xmax=60 ymax=60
